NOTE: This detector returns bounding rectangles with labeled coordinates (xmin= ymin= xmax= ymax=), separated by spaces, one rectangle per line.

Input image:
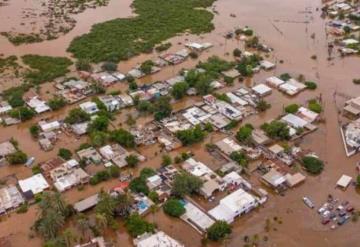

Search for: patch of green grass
xmin=0 ymin=32 xmax=42 ymax=46
xmin=68 ymin=0 xmax=216 ymax=62
xmin=22 ymin=55 xmax=73 ymax=84
xmin=0 ymin=55 xmax=19 ymax=73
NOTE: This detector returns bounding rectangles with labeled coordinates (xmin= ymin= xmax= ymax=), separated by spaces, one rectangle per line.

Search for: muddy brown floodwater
xmin=1 ymin=0 xmax=360 ymax=246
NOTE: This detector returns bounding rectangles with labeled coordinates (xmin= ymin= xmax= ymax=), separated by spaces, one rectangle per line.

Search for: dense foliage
xmin=163 ymin=198 xmax=185 ymax=217
xmin=261 ymin=120 xmax=290 ymax=140
xmin=176 ymin=125 xmax=206 ymax=146
xmin=171 ymin=172 xmax=203 ymax=198
xmin=302 ymin=156 xmax=324 ymax=175
xmin=207 ymin=221 xmax=232 ymax=241
xmin=68 ymin=0 xmax=216 ymax=62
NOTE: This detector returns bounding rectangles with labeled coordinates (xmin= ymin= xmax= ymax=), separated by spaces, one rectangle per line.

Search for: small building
xmin=344 ymin=96 xmax=360 ymax=117
xmin=252 ymin=84 xmax=272 ymax=97
xmin=18 ymin=174 xmax=49 ymax=195
xmin=208 ymin=188 xmax=258 ymax=224
xmin=260 ymin=60 xmax=275 ymax=70
xmin=0 ymin=101 xmax=12 ymax=115
xmin=98 ymin=95 xmax=120 ymax=112
xmin=134 ymin=231 xmax=184 ymax=247
xmin=261 ymin=169 xmax=286 ymax=189
xmin=0 ymin=185 xmax=25 ymax=214
xmin=281 ymin=113 xmax=308 ymax=129
xmin=180 ymin=201 xmax=215 ymax=233
xmin=266 ymin=76 xmax=285 ymax=88
xmin=251 ymin=129 xmax=271 ymax=145
xmin=268 ymin=144 xmax=285 ymax=155
xmin=39 ymin=120 xmax=61 ymax=133
xmin=71 ymin=122 xmax=89 ymax=136
xmin=80 ymin=102 xmax=99 ymax=115
xmin=74 ymin=237 xmax=106 ymax=247
xmin=215 ymin=137 xmax=242 ymax=156
xmin=285 ymin=173 xmax=306 ymax=187
xmin=99 ymin=144 xmax=129 ymax=168
xmin=74 ymin=194 xmax=99 ymax=213
xmin=336 ymin=175 xmax=352 ymax=189
xmin=26 ymin=96 xmax=50 ymax=114
xmin=146 ymin=175 xmax=162 ymax=190
xmin=77 ymin=147 xmax=103 ymax=165
xmin=297 ymin=107 xmax=319 ymax=123
xmin=222 ymin=69 xmax=240 ymax=79
xmin=223 ymin=171 xmax=252 ymax=189
xmin=341 ymin=39 xmax=359 ymax=47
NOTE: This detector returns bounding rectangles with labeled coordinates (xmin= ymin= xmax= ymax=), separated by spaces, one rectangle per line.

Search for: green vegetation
xmin=110 ymin=128 xmax=135 ymax=148
xmin=58 ymin=148 xmax=72 ymax=160
xmin=285 ymin=104 xmax=299 ymax=114
xmin=89 ymin=166 xmax=120 ymax=185
xmin=48 ymin=96 xmax=67 ymax=110
xmin=171 ymin=81 xmax=189 ymax=99
xmin=230 ymin=151 xmax=248 ymax=167
xmin=197 ymin=56 xmax=235 ymax=78
xmin=7 ymin=150 xmax=28 ymax=165
xmin=236 ymin=55 xmax=261 ymax=76
xmin=75 ymin=59 xmax=92 ymax=72
xmin=125 ymin=213 xmax=155 ymax=237
xmin=64 ymin=108 xmax=91 ymax=124
xmin=176 ymin=124 xmax=206 ymax=146
xmin=90 ymin=131 xmax=108 ymax=147
xmin=236 ymin=124 xmax=253 ymax=143
xmin=155 ymin=42 xmax=172 ymax=52
xmin=129 ymin=168 xmax=156 ymax=195
xmin=140 ymin=60 xmax=155 ymax=75
xmin=161 ymin=154 xmax=172 ymax=166
xmin=9 ymin=107 xmax=35 ymax=121
xmin=353 ymin=79 xmax=360 ymax=85
xmin=163 ymin=198 xmax=185 ymax=217
xmin=308 ymin=99 xmax=322 ymax=113
xmin=305 ymin=81 xmax=317 ymax=90
xmin=137 ymin=100 xmax=154 ymax=113
xmin=279 ymin=73 xmax=291 ymax=81
xmin=29 ymin=125 xmax=40 ymax=138
xmin=302 ymin=156 xmax=324 ymax=175
xmin=87 ymin=116 xmax=109 ymax=132
xmin=125 ymin=154 xmax=140 ymax=167
xmin=101 ymin=61 xmax=117 ymax=72
xmin=233 ymin=48 xmax=242 ymax=57
xmin=356 ymin=175 xmax=360 ymax=187
xmin=22 ymin=55 xmax=73 ymax=84
xmin=68 ymin=0 xmax=216 ymax=62
xmin=214 ymin=93 xmax=231 ymax=103
xmin=261 ymin=120 xmax=290 ymax=140
xmin=153 ymin=96 xmax=172 ymax=121
xmin=256 ymin=99 xmax=271 ymax=112
xmin=207 ymin=221 xmax=232 ymax=241
xmin=171 ymin=172 xmax=203 ymax=198
xmin=0 ymin=55 xmax=19 ymax=73
xmin=3 ymin=84 xmax=32 ymax=108
xmin=1 ymin=32 xmax=42 ymax=46
xmin=224 ymin=120 xmax=240 ymax=130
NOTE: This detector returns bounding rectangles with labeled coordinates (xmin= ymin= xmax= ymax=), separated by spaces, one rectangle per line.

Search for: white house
xmin=208 ymin=188 xmax=258 ymax=223
xmin=80 ymin=102 xmax=99 ymax=115
xmin=18 ymin=174 xmax=49 ymax=195
xmin=252 ymin=84 xmax=272 ymax=97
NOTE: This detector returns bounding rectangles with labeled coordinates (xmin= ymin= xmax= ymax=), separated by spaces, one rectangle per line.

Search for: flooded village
xmin=0 ymin=0 xmax=360 ymax=246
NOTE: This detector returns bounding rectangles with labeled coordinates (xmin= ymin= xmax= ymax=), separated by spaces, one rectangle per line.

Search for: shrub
xmin=176 ymin=125 xmax=206 ymax=146
xmin=125 ymin=214 xmax=155 ymax=237
xmin=48 ymin=96 xmax=66 ymax=110
xmin=58 ymin=148 xmax=72 ymax=160
xmin=163 ymin=198 xmax=185 ymax=217
xmin=256 ymin=99 xmax=271 ymax=112
xmin=261 ymin=120 xmax=290 ymax=140
xmin=236 ymin=124 xmax=253 ymax=143
xmin=162 ymin=155 xmax=172 ymax=166
xmin=305 ymin=81 xmax=317 ymax=90
xmin=110 ymin=128 xmax=135 ymax=148
xmin=171 ymin=172 xmax=203 ymax=197
xmin=353 ymin=78 xmax=360 ymax=85
xmin=285 ymin=104 xmax=299 ymax=114
xmin=125 ymin=154 xmax=139 ymax=167
xmin=308 ymin=100 xmax=322 ymax=113
xmin=101 ymin=62 xmax=117 ymax=72
xmin=155 ymin=42 xmax=172 ymax=52
xmin=9 ymin=107 xmax=35 ymax=121
xmin=29 ymin=125 xmax=40 ymax=138
xmin=7 ymin=150 xmax=28 ymax=165
xmin=233 ymin=48 xmax=242 ymax=57
xmin=64 ymin=108 xmax=90 ymax=124
xmin=279 ymin=73 xmax=291 ymax=81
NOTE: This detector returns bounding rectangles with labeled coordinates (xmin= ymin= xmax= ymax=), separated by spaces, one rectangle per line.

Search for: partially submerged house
xmin=18 ymin=174 xmax=49 ymax=196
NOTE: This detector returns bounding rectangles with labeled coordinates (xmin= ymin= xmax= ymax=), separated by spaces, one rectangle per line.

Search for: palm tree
xmin=38 ymin=209 xmax=65 ymax=240
xmin=114 ymin=192 xmax=133 ymax=218
xmin=96 ymin=191 xmax=116 ymax=223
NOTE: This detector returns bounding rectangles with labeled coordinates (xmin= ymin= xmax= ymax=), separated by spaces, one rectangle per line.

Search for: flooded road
xmin=0 ymin=0 xmax=360 ymax=246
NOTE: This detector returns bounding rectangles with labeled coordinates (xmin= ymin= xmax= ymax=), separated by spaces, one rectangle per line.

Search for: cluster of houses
xmin=341 ymin=96 xmax=360 ymax=156
xmin=323 ymin=0 xmax=360 ymax=55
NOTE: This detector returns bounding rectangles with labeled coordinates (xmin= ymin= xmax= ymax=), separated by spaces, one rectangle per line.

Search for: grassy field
xmin=68 ymin=0 xmax=216 ymax=62
xmin=22 ymin=55 xmax=73 ymax=84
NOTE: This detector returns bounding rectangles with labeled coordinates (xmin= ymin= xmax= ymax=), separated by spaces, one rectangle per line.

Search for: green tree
xmin=125 ymin=213 xmax=155 ymax=237
xmin=58 ymin=148 xmax=72 ymax=160
xmin=285 ymin=104 xmax=299 ymax=114
xmin=129 ymin=177 xmax=149 ymax=195
xmin=90 ymin=131 xmax=108 ymax=147
xmin=110 ymin=128 xmax=135 ymax=148
xmin=171 ymin=172 xmax=203 ymax=198
xmin=87 ymin=116 xmax=109 ymax=132
xmin=7 ymin=150 xmax=28 ymax=165
xmin=136 ymin=100 xmax=154 ymax=113
xmin=48 ymin=97 xmax=67 ymax=110
xmin=75 ymin=59 xmax=92 ymax=71
xmin=64 ymin=108 xmax=90 ymax=124
xmin=125 ymin=154 xmax=140 ymax=167
xmin=305 ymin=81 xmax=317 ymax=90
xmin=233 ymin=48 xmax=242 ymax=57
xmin=95 ymin=191 xmax=117 ymax=224
xmin=261 ymin=120 xmax=290 ymax=140
xmin=140 ymin=60 xmax=154 ymax=74
xmin=171 ymin=81 xmax=189 ymax=99
xmin=162 ymin=154 xmax=172 ymax=166
xmin=308 ymin=99 xmax=322 ymax=113
xmin=302 ymin=156 xmax=324 ymax=175
xmin=176 ymin=124 xmax=206 ymax=146
xmin=153 ymin=96 xmax=172 ymax=121
xmin=236 ymin=124 xmax=253 ymax=143
xmin=29 ymin=124 xmax=40 ymax=138
xmin=256 ymin=99 xmax=271 ymax=112
xmin=207 ymin=221 xmax=232 ymax=241
xmin=101 ymin=61 xmax=117 ymax=72
xmin=230 ymin=151 xmax=248 ymax=167
xmin=163 ymin=198 xmax=185 ymax=217
xmin=9 ymin=107 xmax=35 ymax=121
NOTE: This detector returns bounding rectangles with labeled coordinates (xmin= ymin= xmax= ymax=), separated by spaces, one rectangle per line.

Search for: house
xmin=80 ymin=102 xmax=99 ymax=115
xmin=208 ymin=188 xmax=258 ymax=223
xmin=182 ymin=158 xmax=226 ymax=198
xmin=344 ymin=96 xmax=360 ymax=116
xmin=39 ymin=120 xmax=61 ymax=132
xmin=182 ymin=106 xmax=211 ymax=126
xmin=252 ymin=84 xmax=272 ymax=97
xmin=18 ymin=174 xmax=49 ymax=195
xmin=146 ymin=175 xmax=162 ymax=190
xmin=74 ymin=194 xmax=99 ymax=213
xmin=165 ymin=76 xmax=185 ymax=87
xmin=99 ymin=144 xmax=129 ymax=168
xmin=341 ymin=39 xmax=359 ymax=47
xmin=225 ymin=92 xmax=248 ymax=107
xmin=266 ymin=76 xmax=285 ymax=88
xmin=222 ymin=69 xmax=240 ymax=79
xmin=134 ymin=232 xmax=184 ymax=247
xmin=77 ymin=147 xmax=103 ymax=165
xmin=0 ymin=101 xmax=12 ymax=115
xmin=297 ymin=107 xmax=319 ymax=123
xmin=0 ymin=141 xmax=16 ymax=158
xmin=205 ymin=113 xmax=230 ymax=129
xmin=281 ymin=113 xmax=308 ymax=128
xmin=180 ymin=200 xmax=215 ymax=233
xmin=116 ymin=94 xmax=134 ymax=107
xmin=215 ymin=137 xmax=242 ymax=156
xmin=185 ymin=42 xmax=212 ymax=51
xmin=261 ymin=169 xmax=286 ymax=189
xmin=223 ymin=171 xmax=252 ymax=189
xmin=251 ymin=129 xmax=271 ymax=145
xmin=63 ymin=79 xmax=92 ymax=94
xmin=71 ymin=122 xmax=89 ymax=136
xmin=279 ymin=79 xmax=306 ymax=96
xmin=0 ymin=185 xmax=25 ymax=214
xmin=342 ymin=118 xmax=360 ymax=156
xmin=98 ymin=95 xmax=120 ymax=112
xmin=26 ymin=96 xmax=50 ymax=114
xmin=285 ymin=173 xmax=306 ymax=187
xmin=260 ymin=60 xmax=275 ymax=70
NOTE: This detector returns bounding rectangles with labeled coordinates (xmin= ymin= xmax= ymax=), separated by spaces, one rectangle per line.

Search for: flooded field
xmin=0 ymin=0 xmax=360 ymax=246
